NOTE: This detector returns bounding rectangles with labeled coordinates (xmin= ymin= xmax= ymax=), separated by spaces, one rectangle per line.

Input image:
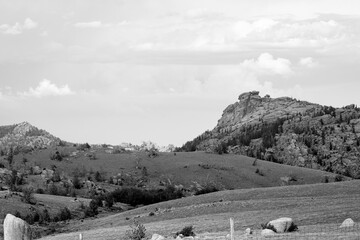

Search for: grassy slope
xmin=39 ymin=180 xmax=360 ymax=240
xmin=9 ymin=149 xmax=341 ymax=190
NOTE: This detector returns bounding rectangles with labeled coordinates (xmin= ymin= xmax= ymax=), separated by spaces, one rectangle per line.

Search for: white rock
xmin=4 ymin=213 xmax=32 ymax=240
xmin=183 ymin=237 xmax=194 ymax=240
xmin=245 ymin=227 xmax=252 ymax=234
xmin=151 ymin=233 xmax=165 ymax=240
xmin=340 ymin=218 xmax=355 ymax=228
xmin=267 ymin=217 xmax=295 ymax=233
xmin=225 ymin=233 xmax=231 ymax=239
xmin=261 ymin=229 xmax=276 ymax=236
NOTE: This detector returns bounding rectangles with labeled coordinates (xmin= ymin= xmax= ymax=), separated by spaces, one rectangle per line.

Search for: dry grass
xmin=38 ymin=180 xmax=360 ymax=240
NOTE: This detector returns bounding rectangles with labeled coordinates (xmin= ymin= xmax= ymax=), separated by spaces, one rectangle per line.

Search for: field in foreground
xmin=39 ymin=180 xmax=360 ymax=240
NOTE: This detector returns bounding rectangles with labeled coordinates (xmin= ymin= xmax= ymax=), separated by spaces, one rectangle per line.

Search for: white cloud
xmin=21 ymin=79 xmax=75 ymax=98
xmin=233 ymin=18 xmax=278 ymax=39
xmin=242 ymin=53 xmax=293 ymax=75
xmin=74 ymin=21 xmax=103 ymax=28
xmin=23 ymin=18 xmax=38 ymax=29
xmin=299 ymin=57 xmax=318 ymax=68
xmin=0 ymin=18 xmax=38 ymax=34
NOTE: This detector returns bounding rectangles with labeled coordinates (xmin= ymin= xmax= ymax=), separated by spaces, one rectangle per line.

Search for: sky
xmin=1 ymin=0 xmax=360 ymax=146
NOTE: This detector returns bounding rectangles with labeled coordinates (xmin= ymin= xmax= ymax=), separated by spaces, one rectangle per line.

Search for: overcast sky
xmin=1 ymin=0 xmax=360 ymax=146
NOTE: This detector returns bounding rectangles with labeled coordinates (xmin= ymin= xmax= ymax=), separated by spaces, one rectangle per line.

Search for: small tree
xmin=7 ymin=147 xmax=14 ymax=166
xmin=21 ymin=187 xmax=36 ymax=204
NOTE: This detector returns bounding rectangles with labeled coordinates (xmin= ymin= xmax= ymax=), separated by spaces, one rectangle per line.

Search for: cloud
xmin=74 ymin=21 xmax=103 ymax=28
xmin=299 ymin=57 xmax=318 ymax=67
xmin=241 ymin=53 xmax=293 ymax=75
xmin=23 ymin=18 xmax=38 ymax=29
xmin=0 ymin=18 xmax=38 ymax=34
xmin=21 ymin=79 xmax=75 ymax=98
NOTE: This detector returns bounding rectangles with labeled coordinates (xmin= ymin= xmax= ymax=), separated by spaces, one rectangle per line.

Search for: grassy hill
xmin=38 ymin=180 xmax=360 ymax=240
xmin=7 ymin=148 xmax=343 ymax=191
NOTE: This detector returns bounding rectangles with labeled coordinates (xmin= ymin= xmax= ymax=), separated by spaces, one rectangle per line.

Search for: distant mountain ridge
xmin=179 ymin=91 xmax=360 ymax=178
xmin=0 ymin=122 xmax=61 ymax=151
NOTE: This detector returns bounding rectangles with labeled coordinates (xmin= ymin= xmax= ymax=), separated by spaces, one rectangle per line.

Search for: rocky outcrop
xmin=180 ymin=91 xmax=360 ymax=178
xmin=3 ymin=213 xmax=32 ymax=240
xmin=0 ymin=122 xmax=62 ymax=152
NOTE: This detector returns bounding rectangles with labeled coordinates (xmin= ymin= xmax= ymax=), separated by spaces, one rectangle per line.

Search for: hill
xmin=179 ymin=91 xmax=360 ymax=179
xmin=5 ymin=149 xmax=342 ymax=192
xmin=0 ymin=122 xmax=62 ymax=152
xmin=38 ymin=180 xmax=360 ymax=240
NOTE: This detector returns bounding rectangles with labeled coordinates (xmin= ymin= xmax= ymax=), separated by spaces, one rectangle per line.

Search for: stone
xmin=225 ymin=233 xmax=231 ymax=239
xmin=340 ymin=218 xmax=355 ymax=228
xmin=261 ymin=229 xmax=276 ymax=236
xmin=151 ymin=233 xmax=165 ymax=240
xmin=245 ymin=228 xmax=252 ymax=234
xmin=32 ymin=166 xmax=42 ymax=175
xmin=266 ymin=217 xmax=295 ymax=233
xmin=4 ymin=213 xmax=32 ymax=240
xmin=183 ymin=237 xmax=194 ymax=240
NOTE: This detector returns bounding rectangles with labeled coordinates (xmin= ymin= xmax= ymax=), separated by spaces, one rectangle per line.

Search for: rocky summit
xmin=180 ymin=91 xmax=360 ymax=178
xmin=0 ymin=122 xmax=62 ymax=152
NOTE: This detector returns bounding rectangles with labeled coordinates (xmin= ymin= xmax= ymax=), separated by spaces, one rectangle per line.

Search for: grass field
xmin=38 ymin=180 xmax=360 ymax=240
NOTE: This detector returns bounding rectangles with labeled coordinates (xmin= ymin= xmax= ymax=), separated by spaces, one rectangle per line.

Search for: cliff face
xmin=0 ymin=122 xmax=61 ymax=151
xmin=181 ymin=91 xmax=360 ymax=178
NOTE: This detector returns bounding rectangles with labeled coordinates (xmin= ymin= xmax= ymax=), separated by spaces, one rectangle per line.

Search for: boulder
xmin=32 ymin=166 xmax=42 ymax=175
xmin=261 ymin=229 xmax=276 ymax=237
xmin=3 ymin=213 xmax=32 ymax=240
xmin=151 ymin=233 xmax=165 ymax=240
xmin=245 ymin=227 xmax=252 ymax=234
xmin=266 ymin=217 xmax=296 ymax=233
xmin=340 ymin=218 xmax=355 ymax=228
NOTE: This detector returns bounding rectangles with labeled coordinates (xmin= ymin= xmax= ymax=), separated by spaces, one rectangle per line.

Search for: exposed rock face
xmin=181 ymin=91 xmax=360 ymax=178
xmin=0 ymin=122 xmax=62 ymax=152
xmin=266 ymin=217 xmax=296 ymax=233
xmin=4 ymin=213 xmax=32 ymax=240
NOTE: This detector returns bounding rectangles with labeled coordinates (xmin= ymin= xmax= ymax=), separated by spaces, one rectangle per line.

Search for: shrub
xmin=52 ymin=207 xmax=71 ymax=222
xmin=195 ymin=184 xmax=219 ymax=195
xmin=50 ymin=151 xmax=63 ymax=161
xmin=125 ymin=220 xmax=146 ymax=240
xmin=47 ymin=184 xmax=59 ymax=195
xmin=104 ymin=193 xmax=114 ymax=208
xmin=176 ymin=225 xmax=195 ymax=237
xmin=335 ymin=174 xmax=344 ymax=182
xmin=255 ymin=168 xmax=264 ymax=176
xmin=72 ymin=175 xmax=82 ymax=189
xmin=21 ymin=187 xmax=36 ymax=204
xmin=252 ymin=158 xmax=257 ymax=166
xmin=323 ymin=176 xmax=329 ymax=183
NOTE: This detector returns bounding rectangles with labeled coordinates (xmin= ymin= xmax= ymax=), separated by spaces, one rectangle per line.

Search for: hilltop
xmin=0 ymin=122 xmax=62 ymax=152
xmin=179 ymin=91 xmax=360 ymax=178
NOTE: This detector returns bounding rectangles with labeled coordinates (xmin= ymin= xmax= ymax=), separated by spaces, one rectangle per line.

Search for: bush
xmin=125 ymin=220 xmax=146 ymax=240
xmin=255 ymin=168 xmax=265 ymax=176
xmin=335 ymin=174 xmax=344 ymax=182
xmin=21 ymin=187 xmax=36 ymax=204
xmin=36 ymin=188 xmax=45 ymax=194
xmin=176 ymin=225 xmax=195 ymax=237
xmin=195 ymin=184 xmax=219 ymax=195
xmin=53 ymin=207 xmax=71 ymax=222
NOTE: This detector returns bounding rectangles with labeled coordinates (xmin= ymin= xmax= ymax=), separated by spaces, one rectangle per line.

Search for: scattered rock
xmin=266 ymin=217 xmax=296 ymax=233
xmin=4 ymin=213 xmax=32 ymax=240
xmin=151 ymin=233 xmax=165 ymax=240
xmin=245 ymin=227 xmax=252 ymax=234
xmin=261 ymin=229 xmax=276 ymax=237
xmin=225 ymin=233 xmax=230 ymax=239
xmin=340 ymin=218 xmax=355 ymax=228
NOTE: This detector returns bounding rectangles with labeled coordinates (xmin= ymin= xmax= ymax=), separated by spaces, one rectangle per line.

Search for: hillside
xmin=180 ymin=91 xmax=360 ymax=179
xmin=0 ymin=122 xmax=62 ymax=152
xmin=5 ymin=149 xmax=342 ymax=192
xmin=39 ymin=180 xmax=360 ymax=240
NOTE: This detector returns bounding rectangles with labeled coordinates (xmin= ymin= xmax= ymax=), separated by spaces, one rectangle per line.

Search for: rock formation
xmin=180 ymin=91 xmax=360 ymax=178
xmin=3 ymin=213 xmax=32 ymax=240
xmin=0 ymin=122 xmax=62 ymax=153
